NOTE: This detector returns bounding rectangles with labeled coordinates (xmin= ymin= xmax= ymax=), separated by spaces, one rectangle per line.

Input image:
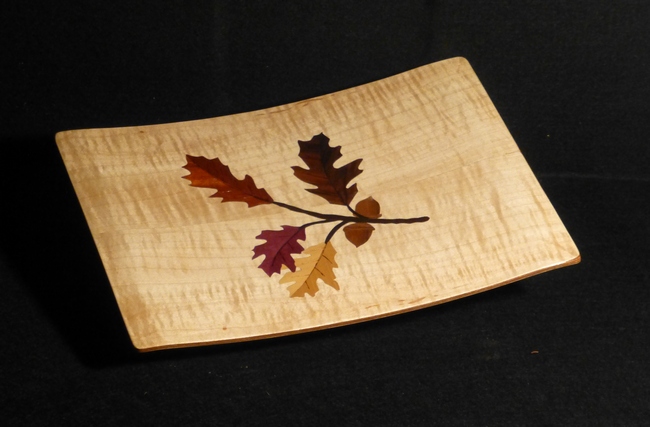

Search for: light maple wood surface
xmin=56 ymin=57 xmax=580 ymax=351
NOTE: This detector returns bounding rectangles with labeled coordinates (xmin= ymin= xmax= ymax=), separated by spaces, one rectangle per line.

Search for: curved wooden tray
xmin=56 ymin=57 xmax=579 ymax=351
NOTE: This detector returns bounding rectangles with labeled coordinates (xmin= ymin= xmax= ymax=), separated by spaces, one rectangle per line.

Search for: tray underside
xmin=56 ymin=57 xmax=579 ymax=351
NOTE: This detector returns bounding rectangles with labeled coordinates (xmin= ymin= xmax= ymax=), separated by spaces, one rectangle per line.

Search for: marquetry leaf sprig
xmin=183 ymin=133 xmax=429 ymax=297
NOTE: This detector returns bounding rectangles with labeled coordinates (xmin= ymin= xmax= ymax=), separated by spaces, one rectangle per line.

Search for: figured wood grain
xmin=56 ymin=57 xmax=580 ymax=351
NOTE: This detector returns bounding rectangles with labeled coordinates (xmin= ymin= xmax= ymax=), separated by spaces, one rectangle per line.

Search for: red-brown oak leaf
xmin=292 ymin=133 xmax=362 ymax=206
xmin=182 ymin=155 xmax=274 ymax=207
xmin=252 ymin=226 xmax=306 ymax=276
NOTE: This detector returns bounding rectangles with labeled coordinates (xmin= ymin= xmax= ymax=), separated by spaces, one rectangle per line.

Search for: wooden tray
xmin=56 ymin=57 xmax=580 ymax=351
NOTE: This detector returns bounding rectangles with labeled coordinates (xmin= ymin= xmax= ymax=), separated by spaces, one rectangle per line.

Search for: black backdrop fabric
xmin=2 ymin=2 xmax=649 ymax=425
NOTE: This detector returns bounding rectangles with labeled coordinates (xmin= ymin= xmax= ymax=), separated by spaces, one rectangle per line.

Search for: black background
xmin=2 ymin=1 xmax=649 ymax=425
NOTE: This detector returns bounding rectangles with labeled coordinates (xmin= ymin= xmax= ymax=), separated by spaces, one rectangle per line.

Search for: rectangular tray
xmin=56 ymin=57 xmax=579 ymax=351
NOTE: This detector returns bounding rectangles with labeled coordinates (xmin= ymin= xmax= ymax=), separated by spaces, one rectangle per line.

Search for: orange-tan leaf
xmin=279 ymin=242 xmax=339 ymax=297
xmin=343 ymin=223 xmax=375 ymax=247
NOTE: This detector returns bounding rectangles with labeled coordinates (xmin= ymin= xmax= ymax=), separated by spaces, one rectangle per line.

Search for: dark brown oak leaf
xmin=292 ymin=133 xmax=362 ymax=206
xmin=183 ymin=155 xmax=274 ymax=207
xmin=279 ymin=242 xmax=339 ymax=297
xmin=252 ymin=226 xmax=306 ymax=276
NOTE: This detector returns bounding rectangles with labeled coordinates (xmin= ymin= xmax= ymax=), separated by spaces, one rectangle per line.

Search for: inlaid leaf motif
xmin=252 ymin=226 xmax=306 ymax=276
xmin=182 ymin=155 xmax=274 ymax=207
xmin=279 ymin=242 xmax=339 ymax=297
xmin=292 ymin=133 xmax=362 ymax=206
xmin=185 ymin=133 xmax=429 ymax=298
